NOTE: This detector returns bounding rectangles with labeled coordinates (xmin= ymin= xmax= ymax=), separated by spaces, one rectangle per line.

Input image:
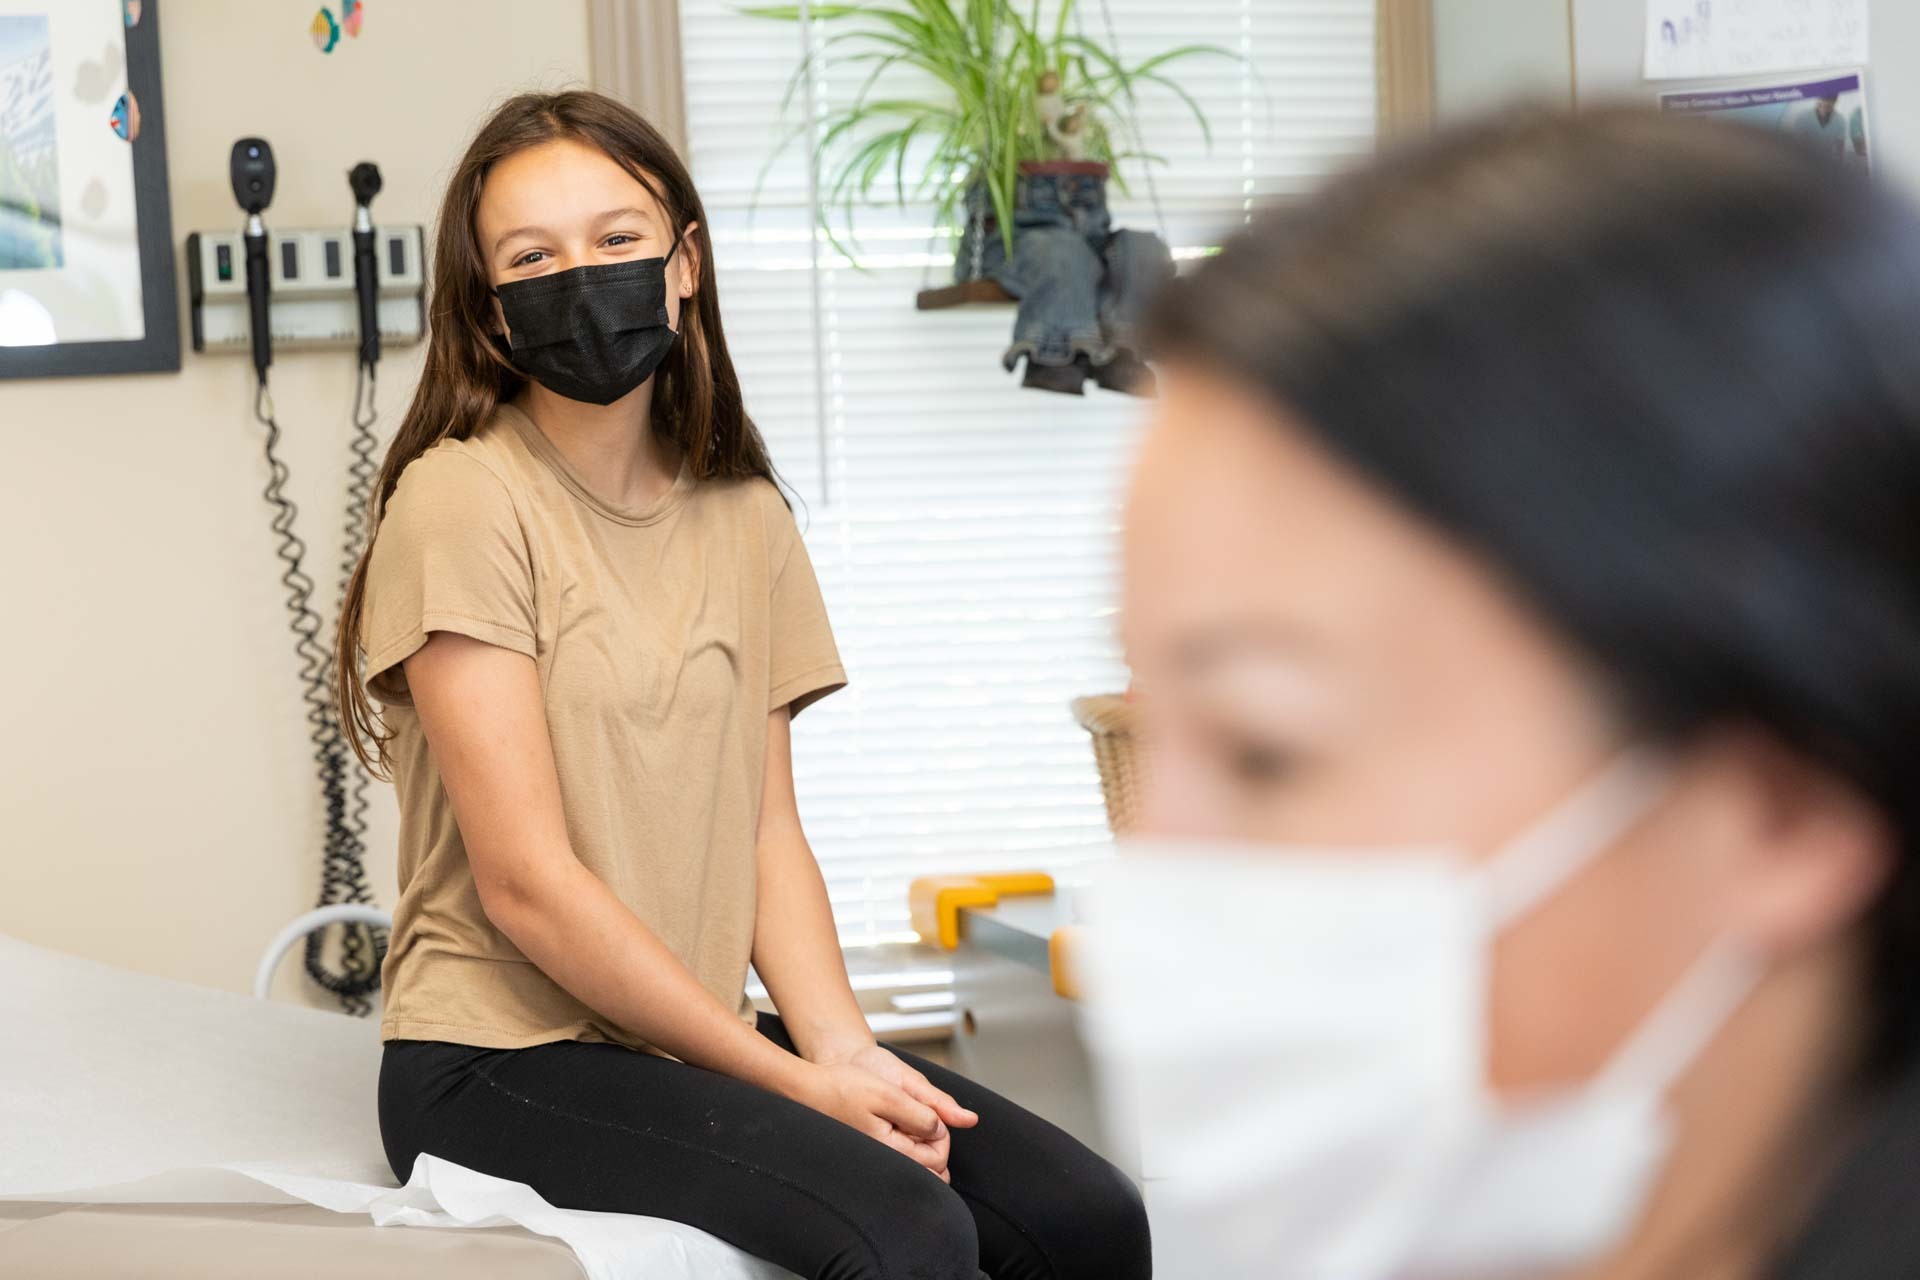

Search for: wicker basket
xmin=1072 ymin=694 xmax=1144 ymax=835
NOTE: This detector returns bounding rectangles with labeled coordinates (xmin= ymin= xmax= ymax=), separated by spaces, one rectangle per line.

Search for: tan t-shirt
xmin=361 ymin=401 xmax=845 ymax=1051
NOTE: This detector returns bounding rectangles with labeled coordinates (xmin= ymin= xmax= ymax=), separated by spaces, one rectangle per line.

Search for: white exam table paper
xmin=0 ymin=931 xmax=799 ymax=1279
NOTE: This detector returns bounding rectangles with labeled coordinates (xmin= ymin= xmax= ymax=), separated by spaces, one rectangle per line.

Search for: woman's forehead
xmin=1122 ymin=366 xmax=1559 ymax=696
xmin=1123 ymin=371 xmax=1380 ymax=655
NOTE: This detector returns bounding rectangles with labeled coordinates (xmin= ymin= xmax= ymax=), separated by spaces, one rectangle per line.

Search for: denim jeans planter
xmin=954 ymin=164 xmax=1173 ymax=384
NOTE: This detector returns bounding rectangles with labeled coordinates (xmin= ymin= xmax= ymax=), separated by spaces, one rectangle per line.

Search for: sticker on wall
xmin=311 ymin=6 xmax=341 ymax=53
xmin=123 ymin=0 xmax=143 ymax=28
xmin=109 ymin=90 xmax=140 ymax=142
xmin=73 ymin=41 xmax=124 ymax=104
xmin=342 ymin=0 xmax=365 ymax=38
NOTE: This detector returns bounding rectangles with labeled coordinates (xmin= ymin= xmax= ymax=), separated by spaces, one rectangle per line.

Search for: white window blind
xmin=679 ymin=0 xmax=1377 ymax=945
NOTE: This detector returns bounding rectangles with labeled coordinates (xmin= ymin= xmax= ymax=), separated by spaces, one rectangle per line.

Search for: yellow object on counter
xmin=908 ymin=872 xmax=1055 ymax=949
xmin=1048 ymin=925 xmax=1085 ymax=1001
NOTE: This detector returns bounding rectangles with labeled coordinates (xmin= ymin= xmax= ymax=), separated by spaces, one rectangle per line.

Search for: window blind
xmin=678 ymin=0 xmax=1378 ymax=945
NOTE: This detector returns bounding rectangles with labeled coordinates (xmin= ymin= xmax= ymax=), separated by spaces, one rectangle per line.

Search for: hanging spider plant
xmin=741 ymin=0 xmax=1234 ymax=265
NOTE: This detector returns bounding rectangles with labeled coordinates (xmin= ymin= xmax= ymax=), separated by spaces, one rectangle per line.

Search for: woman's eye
xmin=1227 ymin=741 xmax=1291 ymax=786
xmin=605 ymin=233 xmax=638 ymax=247
xmin=511 ymin=250 xmax=548 ymax=267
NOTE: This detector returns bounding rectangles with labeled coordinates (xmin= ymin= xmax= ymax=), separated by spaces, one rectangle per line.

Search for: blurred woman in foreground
xmin=1088 ymin=109 xmax=1920 ymax=1278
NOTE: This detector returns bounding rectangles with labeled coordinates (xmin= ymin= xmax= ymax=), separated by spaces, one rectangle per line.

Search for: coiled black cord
xmin=309 ymin=362 xmax=386 ymax=1011
xmin=336 ymin=361 xmax=380 ymax=914
xmin=253 ymin=374 xmax=386 ymax=1015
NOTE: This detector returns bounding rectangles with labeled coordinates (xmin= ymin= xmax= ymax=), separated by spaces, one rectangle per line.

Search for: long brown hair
xmin=335 ymin=90 xmax=777 ymax=775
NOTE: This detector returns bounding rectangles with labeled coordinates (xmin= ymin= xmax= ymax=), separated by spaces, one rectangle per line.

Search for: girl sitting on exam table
xmin=1084 ymin=108 xmax=1920 ymax=1279
xmin=332 ymin=91 xmax=1146 ymax=1280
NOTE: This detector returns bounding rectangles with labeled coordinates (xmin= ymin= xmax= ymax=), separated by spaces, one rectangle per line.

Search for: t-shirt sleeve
xmin=764 ymin=486 xmax=846 ymax=719
xmin=360 ymin=449 xmax=537 ymax=706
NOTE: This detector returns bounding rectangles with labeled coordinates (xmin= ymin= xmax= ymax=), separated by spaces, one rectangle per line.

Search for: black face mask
xmin=493 ymin=236 xmax=682 ymax=406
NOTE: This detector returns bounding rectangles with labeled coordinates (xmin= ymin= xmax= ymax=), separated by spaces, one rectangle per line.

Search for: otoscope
xmin=230 ymin=137 xmax=277 ymax=383
xmin=348 ymin=161 xmax=383 ymax=372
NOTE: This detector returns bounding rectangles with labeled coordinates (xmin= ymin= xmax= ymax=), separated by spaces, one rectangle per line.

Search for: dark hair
xmin=335 ymin=90 xmax=776 ymax=775
xmin=1149 ymin=107 xmax=1920 ymax=1080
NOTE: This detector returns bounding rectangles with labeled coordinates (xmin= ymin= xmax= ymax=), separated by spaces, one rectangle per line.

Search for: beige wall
xmin=1432 ymin=0 xmax=1572 ymax=123
xmin=0 ymin=0 xmax=590 ymax=1005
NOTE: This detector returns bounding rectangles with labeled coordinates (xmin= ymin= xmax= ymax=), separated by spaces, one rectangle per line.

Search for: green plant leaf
xmin=742 ymin=0 xmax=1228 ymax=269
xmin=736 ymin=3 xmax=866 ymax=19
xmin=1135 ymin=71 xmax=1213 ymax=147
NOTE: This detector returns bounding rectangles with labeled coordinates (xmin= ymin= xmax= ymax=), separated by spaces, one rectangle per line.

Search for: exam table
xmin=0 ymin=916 xmax=794 ymax=1280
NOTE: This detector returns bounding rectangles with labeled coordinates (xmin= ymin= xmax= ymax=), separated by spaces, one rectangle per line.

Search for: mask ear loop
xmin=1592 ymin=937 xmax=1762 ymax=1098
xmin=661 ymin=227 xmax=690 ymax=336
xmin=1480 ymin=749 xmax=1764 ymax=1099
xmin=483 ymin=278 xmax=516 ymax=359
xmin=1483 ymin=751 xmax=1674 ymax=928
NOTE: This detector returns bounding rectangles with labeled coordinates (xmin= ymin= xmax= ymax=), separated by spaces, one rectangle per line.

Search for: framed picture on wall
xmin=0 ymin=0 xmax=178 ymax=379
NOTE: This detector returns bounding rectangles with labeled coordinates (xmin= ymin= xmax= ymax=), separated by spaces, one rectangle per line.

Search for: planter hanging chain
xmin=913 ymin=1 xmax=1171 ymax=292
xmin=970 ymin=1 xmax=1002 ymax=284
xmin=1083 ymin=0 xmax=1171 ymax=247
xmin=925 ymin=0 xmax=1167 ymax=288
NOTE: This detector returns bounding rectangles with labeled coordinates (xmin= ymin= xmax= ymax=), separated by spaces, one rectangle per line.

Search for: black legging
xmin=378 ymin=1012 xmax=1151 ymax=1280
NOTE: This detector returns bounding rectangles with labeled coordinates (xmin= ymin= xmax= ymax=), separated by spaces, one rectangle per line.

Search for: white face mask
xmin=1076 ymin=753 xmax=1762 ymax=1280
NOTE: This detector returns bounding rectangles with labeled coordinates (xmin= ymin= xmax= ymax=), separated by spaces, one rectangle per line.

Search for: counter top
xmin=959 ymin=887 xmax=1081 ymax=973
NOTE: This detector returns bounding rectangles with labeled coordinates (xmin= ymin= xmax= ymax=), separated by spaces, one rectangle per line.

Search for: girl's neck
xmin=520 ymin=377 xmax=681 ymax=509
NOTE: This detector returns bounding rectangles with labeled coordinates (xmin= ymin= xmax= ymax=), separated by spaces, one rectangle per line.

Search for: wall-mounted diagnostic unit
xmin=209 ymin=139 xmax=394 ymax=1018
xmin=186 ymin=223 xmax=426 ymax=353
